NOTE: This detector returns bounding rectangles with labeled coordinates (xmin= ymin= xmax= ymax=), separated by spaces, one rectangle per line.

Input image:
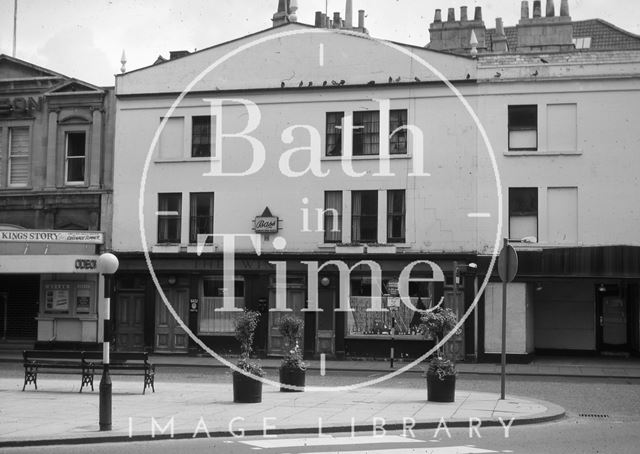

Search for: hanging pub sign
xmin=253 ymin=207 xmax=280 ymax=234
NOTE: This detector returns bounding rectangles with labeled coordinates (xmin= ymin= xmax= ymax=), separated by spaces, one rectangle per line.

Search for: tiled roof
xmin=485 ymin=19 xmax=640 ymax=52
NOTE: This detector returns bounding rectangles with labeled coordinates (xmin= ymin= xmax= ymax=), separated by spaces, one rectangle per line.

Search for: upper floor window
xmin=509 ymin=187 xmax=538 ymax=242
xmin=352 ymin=190 xmax=378 ymax=243
xmin=191 ymin=116 xmax=211 ymax=158
xmin=323 ymin=191 xmax=342 ymax=243
xmin=326 ymin=112 xmax=343 ymax=157
xmin=65 ymin=132 xmax=86 ymax=184
xmin=508 ymin=105 xmax=537 ymax=151
xmin=8 ymin=127 xmax=30 ymax=187
xmin=353 ymin=111 xmax=380 ymax=156
xmin=326 ymin=109 xmax=408 ymax=157
xmin=190 ymin=192 xmax=214 ymax=244
xmin=157 ymin=193 xmax=182 ymax=243
xmin=387 ymin=190 xmax=406 ymax=243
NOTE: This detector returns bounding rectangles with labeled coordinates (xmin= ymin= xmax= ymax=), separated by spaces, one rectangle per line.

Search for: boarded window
xmin=159 ymin=117 xmax=184 ymax=159
xmin=547 ymin=187 xmax=578 ymax=244
xmin=547 ymin=104 xmax=577 ymax=152
xmin=508 ymin=105 xmax=537 ymax=151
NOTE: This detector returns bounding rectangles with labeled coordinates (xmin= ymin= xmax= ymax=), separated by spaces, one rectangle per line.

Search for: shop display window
xmin=42 ymin=280 xmax=96 ymax=316
xmin=199 ymin=276 xmax=245 ymax=334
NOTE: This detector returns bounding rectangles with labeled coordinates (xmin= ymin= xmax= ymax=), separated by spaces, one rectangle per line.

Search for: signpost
xmin=497 ymin=238 xmax=518 ymax=400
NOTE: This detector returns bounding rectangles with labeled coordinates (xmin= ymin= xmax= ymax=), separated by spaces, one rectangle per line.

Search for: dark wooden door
xmin=155 ymin=288 xmax=189 ymax=353
xmin=115 ymin=293 xmax=145 ymax=351
xmin=268 ymin=288 xmax=305 ymax=356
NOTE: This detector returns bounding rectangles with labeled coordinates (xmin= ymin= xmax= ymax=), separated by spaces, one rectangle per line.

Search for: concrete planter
xmin=279 ymin=366 xmax=305 ymax=392
xmin=426 ymin=372 xmax=456 ymax=402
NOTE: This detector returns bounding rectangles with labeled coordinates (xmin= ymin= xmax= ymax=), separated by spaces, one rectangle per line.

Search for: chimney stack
xmin=521 ymin=1 xmax=529 ymax=19
xmin=517 ymin=0 xmax=574 ymax=52
xmin=272 ymin=0 xmax=289 ymax=27
xmin=493 ymin=17 xmax=508 ymax=52
xmin=533 ymin=0 xmax=541 ymax=17
xmin=358 ymin=9 xmax=365 ymax=29
xmin=560 ymin=0 xmax=570 ymax=16
xmin=546 ymin=0 xmax=555 ymax=17
xmin=333 ymin=12 xmax=342 ymax=28
xmin=315 ymin=11 xmax=323 ymax=27
xmin=428 ymin=5 xmax=486 ymax=54
xmin=345 ymin=0 xmax=353 ymax=28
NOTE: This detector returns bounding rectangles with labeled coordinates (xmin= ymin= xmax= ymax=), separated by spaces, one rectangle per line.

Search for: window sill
xmin=154 ymin=157 xmax=212 ymax=163
xmin=186 ymin=244 xmax=218 ymax=254
xmin=322 ymin=154 xmax=411 ymax=161
xmin=504 ymin=150 xmax=582 ymax=157
xmin=345 ymin=334 xmax=424 ymax=340
xmin=151 ymin=244 xmax=181 ymax=253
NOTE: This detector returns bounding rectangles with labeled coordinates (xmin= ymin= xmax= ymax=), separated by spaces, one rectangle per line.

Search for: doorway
xmin=267 ymin=286 xmax=305 ymax=356
xmin=597 ymin=285 xmax=628 ymax=352
xmin=115 ymin=292 xmax=145 ymax=351
xmin=155 ymin=287 xmax=189 ymax=353
xmin=316 ymin=287 xmax=335 ymax=355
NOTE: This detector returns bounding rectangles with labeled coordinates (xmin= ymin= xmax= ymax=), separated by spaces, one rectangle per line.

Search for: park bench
xmin=22 ymin=350 xmax=155 ymax=394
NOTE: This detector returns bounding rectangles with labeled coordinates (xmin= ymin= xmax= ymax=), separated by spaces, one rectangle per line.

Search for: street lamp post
xmin=97 ymin=252 xmax=119 ymax=431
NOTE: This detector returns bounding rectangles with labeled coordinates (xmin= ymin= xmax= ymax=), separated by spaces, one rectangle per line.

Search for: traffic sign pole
xmin=497 ymin=238 xmax=518 ymax=400
xmin=501 ymin=238 xmax=508 ymax=400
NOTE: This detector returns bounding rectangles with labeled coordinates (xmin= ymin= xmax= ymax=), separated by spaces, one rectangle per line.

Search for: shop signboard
xmin=0 ymin=230 xmax=104 ymax=244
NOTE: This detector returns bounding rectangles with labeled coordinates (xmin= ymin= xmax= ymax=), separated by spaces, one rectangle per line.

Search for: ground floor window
xmin=198 ymin=276 xmax=245 ymax=334
xmin=345 ymin=277 xmax=431 ymax=337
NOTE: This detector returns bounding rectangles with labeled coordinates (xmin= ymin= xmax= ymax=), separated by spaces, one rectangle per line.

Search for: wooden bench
xmin=22 ymin=350 xmax=155 ymax=394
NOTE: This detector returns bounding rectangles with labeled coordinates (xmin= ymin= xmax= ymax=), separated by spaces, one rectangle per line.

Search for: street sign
xmin=498 ymin=244 xmax=518 ymax=282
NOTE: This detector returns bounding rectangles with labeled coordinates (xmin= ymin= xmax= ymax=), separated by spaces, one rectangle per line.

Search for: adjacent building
xmin=0 ymin=55 xmax=115 ymax=350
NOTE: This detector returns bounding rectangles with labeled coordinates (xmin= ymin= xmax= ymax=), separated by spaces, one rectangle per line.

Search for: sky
xmin=0 ymin=0 xmax=638 ymax=87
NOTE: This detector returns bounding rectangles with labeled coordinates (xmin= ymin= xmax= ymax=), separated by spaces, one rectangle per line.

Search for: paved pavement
xmin=1 ymin=352 xmax=638 ymax=447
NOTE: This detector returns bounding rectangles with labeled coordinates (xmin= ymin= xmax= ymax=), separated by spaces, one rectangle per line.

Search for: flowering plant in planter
xmin=278 ymin=315 xmax=307 ymax=371
xmin=419 ymin=306 xmax=460 ymax=379
xmin=235 ymin=310 xmax=265 ymax=377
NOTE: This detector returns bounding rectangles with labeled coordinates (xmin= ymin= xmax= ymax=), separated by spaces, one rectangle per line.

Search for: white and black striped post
xmin=97 ymin=253 xmax=119 ymax=431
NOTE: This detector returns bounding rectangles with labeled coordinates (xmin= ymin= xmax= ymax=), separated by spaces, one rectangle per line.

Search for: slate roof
xmin=485 ymin=19 xmax=640 ymax=52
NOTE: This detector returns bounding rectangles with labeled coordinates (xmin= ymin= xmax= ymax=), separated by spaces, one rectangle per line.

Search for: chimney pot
xmin=358 ymin=9 xmax=365 ymax=29
xmin=546 ymin=0 xmax=555 ymax=17
xmin=434 ymin=8 xmax=442 ymax=23
xmin=521 ymin=1 xmax=530 ymax=19
xmin=460 ymin=6 xmax=468 ymax=21
xmin=345 ymin=0 xmax=353 ymax=28
xmin=447 ymin=8 xmax=455 ymax=22
xmin=533 ymin=0 xmax=542 ymax=17
xmin=496 ymin=17 xmax=505 ymax=36
xmin=474 ymin=6 xmax=482 ymax=21
xmin=560 ymin=0 xmax=570 ymax=16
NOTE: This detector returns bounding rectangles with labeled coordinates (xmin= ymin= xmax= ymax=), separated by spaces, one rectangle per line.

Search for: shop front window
xmin=198 ymin=277 xmax=245 ymax=334
xmin=345 ymin=278 xmax=431 ymax=337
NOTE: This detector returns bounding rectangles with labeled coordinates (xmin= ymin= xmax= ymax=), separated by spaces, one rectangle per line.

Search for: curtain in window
xmin=387 ymin=190 xmax=406 ymax=242
xmin=190 ymin=193 xmax=214 ymax=243
xmin=351 ymin=191 xmax=362 ymax=242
